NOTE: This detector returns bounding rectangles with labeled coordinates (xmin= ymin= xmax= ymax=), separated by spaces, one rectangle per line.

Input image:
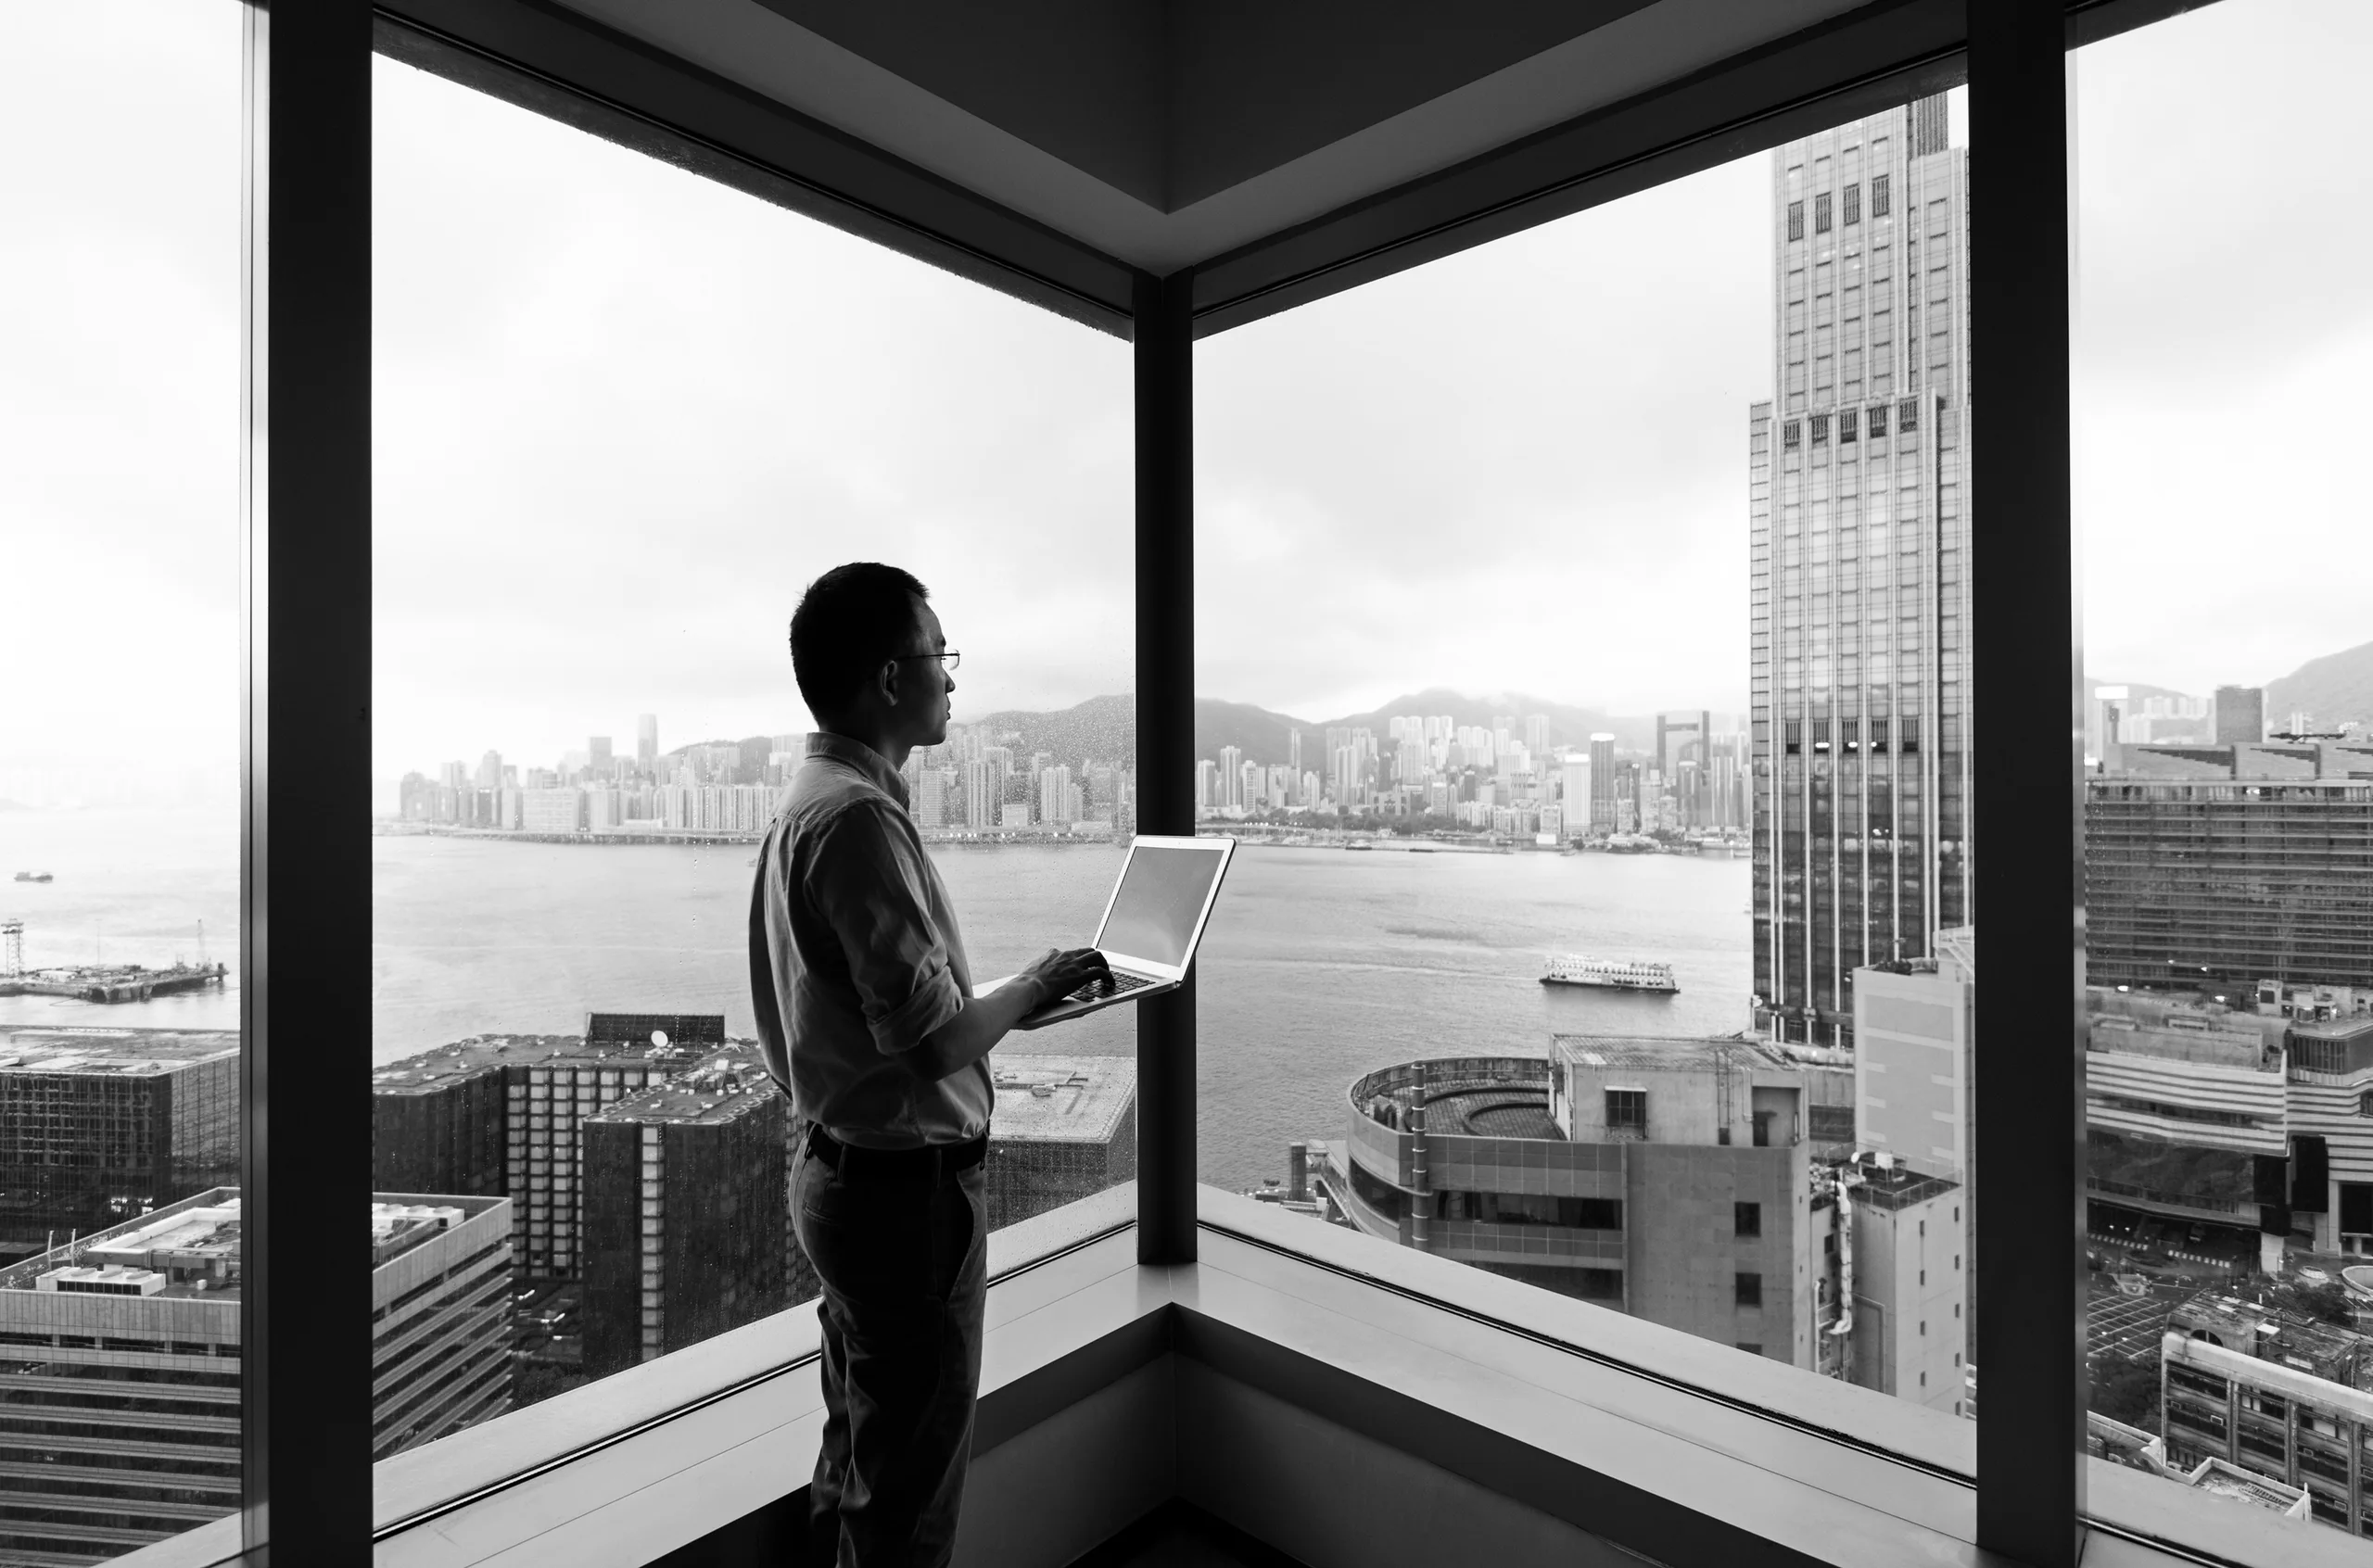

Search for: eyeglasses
xmin=890 ymin=651 xmax=960 ymax=673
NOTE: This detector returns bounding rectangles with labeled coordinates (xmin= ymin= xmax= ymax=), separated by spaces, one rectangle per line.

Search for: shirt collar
xmin=806 ymin=732 xmax=909 ymax=809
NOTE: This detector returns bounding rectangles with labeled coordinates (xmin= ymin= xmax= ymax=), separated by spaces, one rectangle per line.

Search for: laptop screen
xmin=1097 ymin=845 xmax=1223 ymax=967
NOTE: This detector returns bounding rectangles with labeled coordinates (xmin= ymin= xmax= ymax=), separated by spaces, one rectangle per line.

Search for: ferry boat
xmin=12 ymin=871 xmax=52 ymax=883
xmin=1540 ymin=955 xmax=1679 ymax=993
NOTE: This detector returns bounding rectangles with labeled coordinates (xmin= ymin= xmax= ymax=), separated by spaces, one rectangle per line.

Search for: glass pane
xmin=1199 ymin=89 xmax=1976 ymax=1426
xmin=369 ymin=56 xmax=1132 ymax=1445
xmin=0 ymin=3 xmax=246 ymax=1560
xmin=2076 ymin=0 xmax=2373 ymax=1544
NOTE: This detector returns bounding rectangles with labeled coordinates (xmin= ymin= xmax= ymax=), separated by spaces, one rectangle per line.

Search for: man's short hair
xmin=789 ymin=563 xmax=931 ymax=720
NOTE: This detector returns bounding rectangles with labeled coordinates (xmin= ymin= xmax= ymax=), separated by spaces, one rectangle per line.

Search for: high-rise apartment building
xmin=963 ymin=758 xmax=995 ymax=830
xmin=369 ymin=1018 xmax=726 ymax=1279
xmin=1656 ymin=711 xmax=1712 ymax=829
xmin=1750 ymin=95 xmax=1972 ymax=1047
xmin=1041 ymin=764 xmax=1077 ymax=825
xmin=0 ymin=1029 xmax=240 ymax=1253
xmin=2087 ymin=743 xmax=2373 ymax=994
xmin=636 ymin=713 xmax=658 ymax=769
xmin=2213 ymin=686 xmax=2265 ymax=745
xmin=1588 ymin=734 xmax=1616 ymax=830
xmin=983 ymin=1056 xmax=1137 ymax=1231
xmin=1219 ymin=746 xmax=1243 ymax=810
xmin=1559 ymin=755 xmax=1592 ymax=840
xmin=581 ymin=1055 xmax=786 ymax=1377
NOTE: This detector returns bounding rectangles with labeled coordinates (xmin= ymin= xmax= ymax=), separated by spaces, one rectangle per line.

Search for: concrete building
xmin=1559 ymin=755 xmax=1592 ymax=839
xmin=1852 ymin=948 xmax=1973 ymax=1181
xmin=369 ymin=1018 xmax=725 ymax=1279
xmin=2086 ymin=743 xmax=2373 ymax=995
xmin=521 ymin=786 xmax=585 ymax=833
xmin=1750 ymin=95 xmax=1971 ymax=1047
xmin=0 ymin=1187 xmax=511 ymax=1561
xmin=0 ymin=1029 xmax=240 ymax=1255
xmin=1829 ymin=1155 xmax=1966 ymax=1414
xmin=1585 ymin=735 xmax=1623 ymax=829
xmin=983 ymin=1056 xmax=1137 ymax=1232
xmin=2161 ymin=1292 xmax=2373 ymax=1535
xmin=2082 ymin=991 xmax=2373 ymax=1267
xmin=582 ymin=1055 xmax=787 ymax=1377
xmin=2213 ymin=686 xmax=2265 ymax=746
xmin=1318 ymin=1043 xmax=1876 ymax=1378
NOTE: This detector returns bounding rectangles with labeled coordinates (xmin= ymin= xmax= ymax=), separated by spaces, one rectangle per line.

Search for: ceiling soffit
xmin=554 ymin=0 xmax=1871 ymax=274
xmin=759 ymin=1 xmax=1667 ymax=211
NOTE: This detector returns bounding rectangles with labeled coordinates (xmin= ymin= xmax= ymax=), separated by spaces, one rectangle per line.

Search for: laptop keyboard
xmin=1065 ymin=969 xmax=1155 ymax=1003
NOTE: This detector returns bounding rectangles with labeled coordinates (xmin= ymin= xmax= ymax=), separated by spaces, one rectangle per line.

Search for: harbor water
xmin=0 ymin=809 xmax=1751 ymax=1191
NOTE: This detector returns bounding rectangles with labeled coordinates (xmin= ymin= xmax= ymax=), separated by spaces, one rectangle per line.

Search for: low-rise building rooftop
xmin=989 ymin=1056 xmax=1136 ymax=1144
xmin=0 ymin=1026 xmax=240 ymax=1075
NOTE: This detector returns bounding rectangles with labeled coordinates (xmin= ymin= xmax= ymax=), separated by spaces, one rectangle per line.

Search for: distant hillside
xmin=2267 ymin=639 xmax=2373 ymax=729
xmin=954 ymin=689 xmax=1671 ymax=769
xmin=968 ymin=694 xmax=1138 ymax=766
xmin=1316 ymin=689 xmax=1657 ymax=755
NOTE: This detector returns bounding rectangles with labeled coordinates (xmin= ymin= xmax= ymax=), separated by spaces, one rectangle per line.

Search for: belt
xmin=806 ymin=1124 xmax=986 ymax=1185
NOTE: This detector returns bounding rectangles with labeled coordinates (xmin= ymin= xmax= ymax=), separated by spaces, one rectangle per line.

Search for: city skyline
xmin=19 ymin=22 xmax=2373 ymax=793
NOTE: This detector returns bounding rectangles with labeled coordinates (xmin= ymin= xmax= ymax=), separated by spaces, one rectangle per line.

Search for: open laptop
xmin=982 ymin=834 xmax=1235 ymax=1031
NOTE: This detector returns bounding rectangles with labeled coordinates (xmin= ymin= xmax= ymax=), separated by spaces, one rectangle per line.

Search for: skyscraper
xmin=1219 ymin=745 xmax=1244 ymax=810
xmin=636 ymin=713 xmax=658 ymax=769
xmin=1588 ymin=734 xmax=1616 ymax=830
xmin=2212 ymin=685 xmax=2265 ymax=745
xmin=1749 ymin=95 xmax=1971 ymax=1047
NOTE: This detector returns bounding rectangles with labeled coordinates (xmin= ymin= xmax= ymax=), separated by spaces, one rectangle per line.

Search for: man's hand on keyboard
xmin=1021 ymin=947 xmax=1112 ymax=1007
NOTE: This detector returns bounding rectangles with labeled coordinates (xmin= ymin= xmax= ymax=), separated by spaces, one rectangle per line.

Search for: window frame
xmin=215 ymin=0 xmax=2195 ymax=1562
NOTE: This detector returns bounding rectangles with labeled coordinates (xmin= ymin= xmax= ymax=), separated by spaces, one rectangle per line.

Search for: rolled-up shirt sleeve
xmin=802 ymin=803 xmax=966 ymax=1056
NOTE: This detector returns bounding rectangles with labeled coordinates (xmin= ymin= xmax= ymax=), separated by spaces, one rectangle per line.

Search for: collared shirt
xmin=749 ymin=732 xmax=986 ymax=1149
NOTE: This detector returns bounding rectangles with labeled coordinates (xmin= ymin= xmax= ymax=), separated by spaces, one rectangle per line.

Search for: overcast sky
xmin=4 ymin=0 xmax=2366 ymax=807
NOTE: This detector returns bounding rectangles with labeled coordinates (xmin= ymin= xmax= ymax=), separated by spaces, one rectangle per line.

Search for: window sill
xmin=118 ymin=1183 xmax=2350 ymax=1568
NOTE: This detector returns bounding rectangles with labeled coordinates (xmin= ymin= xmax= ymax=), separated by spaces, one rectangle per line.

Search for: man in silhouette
xmin=751 ymin=562 xmax=1106 ymax=1566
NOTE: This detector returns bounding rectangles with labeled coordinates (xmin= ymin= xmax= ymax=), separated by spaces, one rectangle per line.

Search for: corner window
xmin=371 ymin=51 xmax=1135 ymax=1433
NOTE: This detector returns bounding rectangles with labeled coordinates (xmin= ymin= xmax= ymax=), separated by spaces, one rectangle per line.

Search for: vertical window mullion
xmin=244 ymin=2 xmax=374 ymax=1562
xmin=1135 ymin=269 xmax=1197 ymax=1264
xmin=1969 ymin=2 xmax=2084 ymax=1564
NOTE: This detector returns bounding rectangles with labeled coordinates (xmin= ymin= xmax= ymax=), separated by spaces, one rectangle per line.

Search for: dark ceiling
xmin=758 ymin=1 xmax=1663 ymax=211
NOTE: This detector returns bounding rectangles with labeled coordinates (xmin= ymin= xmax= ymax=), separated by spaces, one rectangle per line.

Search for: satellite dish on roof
xmin=652 ymin=1031 xmax=669 ymax=1049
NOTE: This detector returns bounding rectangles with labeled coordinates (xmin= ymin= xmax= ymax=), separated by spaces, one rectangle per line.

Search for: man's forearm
xmin=904 ymin=979 xmax=1043 ymax=1082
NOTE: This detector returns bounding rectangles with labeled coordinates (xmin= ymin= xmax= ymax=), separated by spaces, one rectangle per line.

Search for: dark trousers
xmin=793 ymin=1145 xmax=988 ymax=1568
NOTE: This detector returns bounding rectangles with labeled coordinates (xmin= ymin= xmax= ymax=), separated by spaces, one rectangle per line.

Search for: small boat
xmin=1541 ymin=955 xmax=1679 ymax=993
xmin=12 ymin=871 xmax=52 ymax=884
